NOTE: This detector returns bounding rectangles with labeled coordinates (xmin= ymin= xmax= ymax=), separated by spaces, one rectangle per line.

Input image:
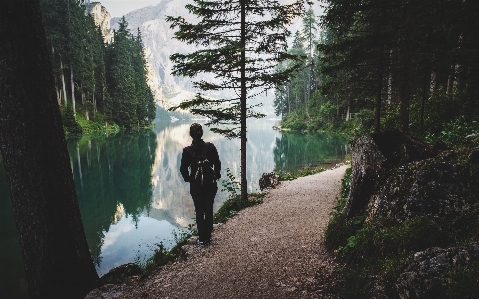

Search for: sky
xmin=95 ymin=0 xmax=161 ymax=18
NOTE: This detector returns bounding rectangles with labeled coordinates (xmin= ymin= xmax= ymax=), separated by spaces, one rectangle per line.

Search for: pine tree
xmin=167 ymin=0 xmax=304 ymax=201
xmin=106 ymin=17 xmax=137 ymax=128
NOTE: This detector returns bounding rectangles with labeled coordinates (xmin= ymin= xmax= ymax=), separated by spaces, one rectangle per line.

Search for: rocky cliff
xmin=86 ymin=2 xmax=113 ymax=44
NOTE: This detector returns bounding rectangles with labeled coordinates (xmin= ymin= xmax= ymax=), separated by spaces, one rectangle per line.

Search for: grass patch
xmin=213 ymin=192 xmax=264 ymax=224
xmin=139 ymin=230 xmax=193 ymax=277
xmin=277 ymin=165 xmax=326 ymax=181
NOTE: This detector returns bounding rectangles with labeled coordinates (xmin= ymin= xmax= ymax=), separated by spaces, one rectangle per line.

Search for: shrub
xmin=288 ymin=121 xmax=307 ymax=131
xmin=61 ymin=106 xmax=82 ymax=134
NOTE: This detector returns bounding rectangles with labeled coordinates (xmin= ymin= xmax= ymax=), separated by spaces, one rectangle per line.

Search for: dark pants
xmin=190 ymin=182 xmax=218 ymax=242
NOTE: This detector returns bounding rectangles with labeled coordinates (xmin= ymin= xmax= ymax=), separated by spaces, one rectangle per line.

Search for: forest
xmin=275 ymin=0 xmax=478 ymax=146
xmin=40 ymin=0 xmax=156 ymax=132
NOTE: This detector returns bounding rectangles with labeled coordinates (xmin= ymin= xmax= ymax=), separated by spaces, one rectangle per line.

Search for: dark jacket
xmin=180 ymin=140 xmax=221 ymax=183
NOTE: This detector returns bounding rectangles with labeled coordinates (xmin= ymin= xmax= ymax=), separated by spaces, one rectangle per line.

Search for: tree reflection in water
xmin=274 ymin=131 xmax=350 ymax=173
xmin=0 ymin=119 xmax=349 ymax=293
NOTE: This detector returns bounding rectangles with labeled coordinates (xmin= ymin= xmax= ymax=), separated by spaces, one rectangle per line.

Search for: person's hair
xmin=189 ymin=123 xmax=203 ymax=140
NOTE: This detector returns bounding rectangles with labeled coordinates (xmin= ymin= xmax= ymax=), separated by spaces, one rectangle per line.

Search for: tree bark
xmin=0 ymin=1 xmax=99 ymax=298
xmin=374 ymin=47 xmax=384 ymax=134
xmin=240 ymin=0 xmax=247 ymax=201
xmin=420 ymin=71 xmax=429 ymax=133
xmin=60 ymin=58 xmax=68 ymax=107
xmin=71 ymin=65 xmax=76 ymax=117
xmin=399 ymin=1 xmax=413 ymax=132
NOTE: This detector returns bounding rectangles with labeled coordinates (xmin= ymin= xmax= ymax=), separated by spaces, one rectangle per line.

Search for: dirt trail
xmin=89 ymin=165 xmax=347 ymax=299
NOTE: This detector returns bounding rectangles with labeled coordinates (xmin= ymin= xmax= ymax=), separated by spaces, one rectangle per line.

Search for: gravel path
xmin=90 ymin=165 xmax=347 ymax=299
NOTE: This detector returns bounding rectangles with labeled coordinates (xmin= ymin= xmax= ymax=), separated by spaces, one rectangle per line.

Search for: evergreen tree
xmin=131 ymin=29 xmax=156 ymax=126
xmin=167 ymin=0 xmax=304 ymax=201
xmin=106 ymin=17 xmax=137 ymax=128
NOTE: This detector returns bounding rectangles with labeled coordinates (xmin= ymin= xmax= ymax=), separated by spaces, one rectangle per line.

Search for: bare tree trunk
xmin=60 ymin=58 xmax=68 ymax=107
xmin=420 ymin=71 xmax=429 ymax=133
xmin=446 ymin=64 xmax=455 ymax=95
xmin=387 ymin=50 xmax=393 ymax=108
xmin=92 ymin=70 xmax=97 ymax=115
xmin=374 ymin=46 xmax=384 ymax=134
xmin=399 ymin=1 xmax=413 ymax=132
xmin=346 ymin=97 xmax=351 ymax=121
xmin=240 ymin=0 xmax=247 ymax=201
xmin=50 ymin=45 xmax=62 ymax=106
xmin=0 ymin=1 xmax=99 ymax=298
xmin=429 ymin=71 xmax=436 ymax=93
xmin=70 ymin=65 xmax=76 ymax=117
xmin=287 ymin=84 xmax=290 ymax=115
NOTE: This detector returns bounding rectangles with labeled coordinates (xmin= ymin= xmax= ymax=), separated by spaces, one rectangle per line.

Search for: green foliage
xmin=213 ymin=193 xmax=264 ymax=224
xmin=220 ymin=168 xmax=241 ymax=199
xmin=326 ymin=151 xmax=479 ymax=297
xmin=140 ymin=230 xmax=193 ymax=277
xmin=215 ymin=168 xmax=264 ymax=223
xmin=167 ymin=0 xmax=304 ymax=137
xmin=40 ymin=2 xmax=154 ymax=131
xmin=275 ymin=0 xmax=479 ymax=145
xmin=425 ymin=116 xmax=478 ymax=146
xmin=336 ymin=217 xmax=450 ymax=263
xmin=276 ymin=165 xmax=325 ymax=181
xmin=61 ymin=106 xmax=82 ymax=134
xmin=74 ymin=113 xmax=120 ymax=134
xmin=287 ymin=121 xmax=307 ymax=131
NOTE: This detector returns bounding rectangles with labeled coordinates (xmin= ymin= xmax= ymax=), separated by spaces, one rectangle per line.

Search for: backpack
xmin=191 ymin=142 xmax=216 ymax=186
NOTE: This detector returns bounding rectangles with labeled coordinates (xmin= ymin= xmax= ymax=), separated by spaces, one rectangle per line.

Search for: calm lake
xmin=0 ymin=119 xmax=349 ymax=298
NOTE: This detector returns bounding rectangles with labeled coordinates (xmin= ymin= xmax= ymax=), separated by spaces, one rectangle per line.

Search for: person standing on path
xmin=180 ymin=123 xmax=221 ymax=246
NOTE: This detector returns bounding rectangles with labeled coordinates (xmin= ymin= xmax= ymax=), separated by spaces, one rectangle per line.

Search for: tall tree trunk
xmin=399 ymin=1 xmax=413 ymax=132
xmin=287 ymin=84 xmax=290 ymax=115
xmin=420 ymin=71 xmax=429 ymax=133
xmin=346 ymin=97 xmax=351 ymax=121
xmin=60 ymin=58 xmax=68 ymax=107
xmin=429 ymin=71 xmax=436 ymax=93
xmin=70 ymin=65 xmax=76 ymax=117
xmin=92 ymin=70 xmax=97 ymax=114
xmin=446 ymin=64 xmax=455 ymax=95
xmin=240 ymin=0 xmax=247 ymax=202
xmin=387 ymin=50 xmax=393 ymax=108
xmin=0 ymin=1 xmax=99 ymax=298
xmin=374 ymin=46 xmax=384 ymax=134
xmin=50 ymin=45 xmax=61 ymax=106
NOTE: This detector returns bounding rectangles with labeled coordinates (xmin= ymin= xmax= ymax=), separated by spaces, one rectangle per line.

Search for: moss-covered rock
xmin=343 ymin=130 xmax=440 ymax=218
xmin=366 ymin=151 xmax=479 ymax=239
xmin=396 ymin=243 xmax=479 ymax=299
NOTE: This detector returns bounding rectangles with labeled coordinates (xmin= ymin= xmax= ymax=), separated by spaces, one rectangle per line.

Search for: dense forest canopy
xmin=275 ymin=0 xmax=478 ymax=146
xmin=40 ymin=0 xmax=156 ymax=131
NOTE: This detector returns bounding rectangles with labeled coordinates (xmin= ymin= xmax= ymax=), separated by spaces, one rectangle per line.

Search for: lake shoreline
xmin=86 ymin=165 xmax=349 ymax=298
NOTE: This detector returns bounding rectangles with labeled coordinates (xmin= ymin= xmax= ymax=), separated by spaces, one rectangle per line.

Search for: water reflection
xmin=273 ymin=131 xmax=350 ymax=172
xmin=0 ymin=119 xmax=349 ymax=297
xmin=67 ymin=131 xmax=162 ymax=274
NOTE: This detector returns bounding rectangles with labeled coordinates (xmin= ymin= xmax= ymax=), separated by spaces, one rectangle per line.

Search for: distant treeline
xmin=40 ymin=0 xmax=155 ymax=132
xmin=275 ymin=2 xmax=478 ymax=145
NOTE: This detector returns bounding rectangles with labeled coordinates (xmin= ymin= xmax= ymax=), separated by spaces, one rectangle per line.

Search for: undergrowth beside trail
xmin=277 ymin=165 xmax=326 ymax=181
xmin=324 ymin=147 xmax=479 ymax=298
xmin=136 ymin=192 xmax=265 ymax=279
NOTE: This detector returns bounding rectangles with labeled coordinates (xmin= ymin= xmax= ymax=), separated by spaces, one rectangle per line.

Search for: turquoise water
xmin=0 ymin=119 xmax=349 ymax=298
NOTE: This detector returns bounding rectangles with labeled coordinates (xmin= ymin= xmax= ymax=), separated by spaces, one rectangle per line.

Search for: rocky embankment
xmin=339 ymin=131 xmax=479 ymax=298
